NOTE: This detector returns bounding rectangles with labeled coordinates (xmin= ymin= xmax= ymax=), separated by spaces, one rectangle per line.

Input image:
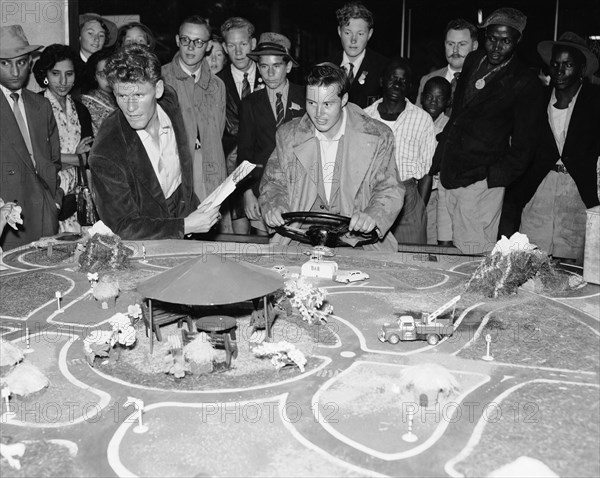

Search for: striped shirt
xmin=364 ymin=99 xmax=436 ymax=181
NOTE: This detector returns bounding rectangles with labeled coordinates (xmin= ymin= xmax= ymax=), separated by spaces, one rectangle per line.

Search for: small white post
xmin=125 ymin=397 xmax=148 ymax=434
xmin=482 ymin=333 xmax=494 ymax=361
xmin=23 ymin=326 xmax=33 ymax=354
xmin=402 ymin=407 xmax=418 ymax=442
xmin=55 ymin=291 xmax=64 ymax=313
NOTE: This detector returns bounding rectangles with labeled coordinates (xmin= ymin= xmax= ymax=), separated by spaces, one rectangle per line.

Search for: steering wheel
xmin=275 ymin=212 xmax=379 ymax=247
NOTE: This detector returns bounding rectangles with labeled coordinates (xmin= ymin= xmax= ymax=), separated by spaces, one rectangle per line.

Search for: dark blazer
xmin=237 ymin=82 xmax=306 ymax=196
xmin=88 ymin=85 xmax=199 ymax=240
xmin=430 ymin=49 xmax=545 ymax=190
xmin=327 ymin=48 xmax=388 ymax=108
xmin=499 ymin=83 xmax=600 ymax=236
xmin=217 ymin=65 xmax=263 ymax=157
xmin=0 ymin=90 xmax=61 ymax=250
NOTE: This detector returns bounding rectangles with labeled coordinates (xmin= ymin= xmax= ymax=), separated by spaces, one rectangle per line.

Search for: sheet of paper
xmin=198 ymin=160 xmax=256 ymax=211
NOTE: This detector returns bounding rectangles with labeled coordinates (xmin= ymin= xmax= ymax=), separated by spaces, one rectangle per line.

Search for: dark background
xmin=79 ymin=0 xmax=600 ymax=93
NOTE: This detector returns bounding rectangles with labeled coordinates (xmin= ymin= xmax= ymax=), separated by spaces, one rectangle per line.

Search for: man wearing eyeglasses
xmin=162 ymin=15 xmax=231 ymax=232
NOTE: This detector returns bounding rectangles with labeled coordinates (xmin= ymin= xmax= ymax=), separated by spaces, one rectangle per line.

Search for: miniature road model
xmin=379 ymin=295 xmax=461 ymax=345
xmin=335 ymin=270 xmax=370 ymax=283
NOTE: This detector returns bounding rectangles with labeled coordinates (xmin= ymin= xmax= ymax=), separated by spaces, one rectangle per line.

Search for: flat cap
xmin=479 ymin=7 xmax=527 ymax=35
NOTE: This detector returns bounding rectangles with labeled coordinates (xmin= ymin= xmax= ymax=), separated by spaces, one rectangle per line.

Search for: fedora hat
xmin=247 ymin=32 xmax=299 ymax=67
xmin=79 ymin=13 xmax=118 ymax=47
xmin=0 ymin=25 xmax=42 ymax=59
xmin=538 ymin=32 xmax=599 ymax=76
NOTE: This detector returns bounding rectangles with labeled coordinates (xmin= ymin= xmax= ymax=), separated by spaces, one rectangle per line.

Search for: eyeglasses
xmin=179 ymin=36 xmax=209 ymax=49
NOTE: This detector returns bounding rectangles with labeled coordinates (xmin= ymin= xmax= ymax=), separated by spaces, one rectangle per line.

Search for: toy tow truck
xmin=378 ymin=295 xmax=461 ymax=346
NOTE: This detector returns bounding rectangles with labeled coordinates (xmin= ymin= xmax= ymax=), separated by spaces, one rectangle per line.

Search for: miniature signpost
xmin=55 ymin=291 xmax=63 ymax=313
xmin=141 ymin=244 xmax=147 ymax=263
xmin=1 ymin=387 xmax=16 ymax=421
xmin=124 ymin=396 xmax=148 ymax=434
xmin=23 ymin=326 xmax=33 ymax=354
xmin=402 ymin=407 xmax=418 ymax=442
xmin=482 ymin=333 xmax=494 ymax=361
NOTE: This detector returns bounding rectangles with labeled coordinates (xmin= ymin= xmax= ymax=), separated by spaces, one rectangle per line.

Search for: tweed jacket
xmin=0 ymin=90 xmax=61 ymax=250
xmin=237 ymin=82 xmax=306 ymax=196
xmin=259 ymin=103 xmax=404 ymax=251
xmin=88 ymin=85 xmax=199 ymax=240
xmin=161 ymin=54 xmax=227 ymax=198
xmin=430 ymin=49 xmax=544 ymax=190
xmin=217 ymin=64 xmax=263 ymax=157
xmin=327 ymin=48 xmax=388 ymax=108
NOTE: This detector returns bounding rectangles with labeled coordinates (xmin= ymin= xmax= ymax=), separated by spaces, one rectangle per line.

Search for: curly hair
xmin=104 ymin=45 xmax=161 ymax=87
xmin=115 ymin=22 xmax=156 ymax=52
xmin=220 ymin=16 xmax=255 ymax=39
xmin=32 ymin=43 xmax=80 ymax=89
xmin=306 ymin=62 xmax=350 ymax=98
xmin=336 ymin=2 xmax=374 ymax=29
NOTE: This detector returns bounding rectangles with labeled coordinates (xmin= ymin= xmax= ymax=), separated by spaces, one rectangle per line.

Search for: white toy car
xmin=272 ymin=265 xmax=288 ymax=276
xmin=335 ymin=270 xmax=369 ymax=283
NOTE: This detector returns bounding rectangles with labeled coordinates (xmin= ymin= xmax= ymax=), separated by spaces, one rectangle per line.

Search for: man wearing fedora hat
xmin=505 ymin=32 xmax=600 ymax=264
xmin=0 ymin=25 xmax=62 ymax=250
xmin=237 ymin=32 xmax=306 ymax=235
xmin=429 ymin=7 xmax=544 ymax=254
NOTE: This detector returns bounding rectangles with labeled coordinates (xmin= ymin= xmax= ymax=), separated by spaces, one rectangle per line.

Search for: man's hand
xmin=243 ymin=190 xmax=262 ymax=221
xmin=263 ymin=205 xmax=288 ymax=228
xmin=349 ymin=211 xmax=377 ymax=234
xmin=184 ymin=206 xmax=220 ymax=235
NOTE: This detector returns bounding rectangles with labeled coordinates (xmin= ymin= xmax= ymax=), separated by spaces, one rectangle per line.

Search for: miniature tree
xmin=284 ymin=277 xmax=333 ymax=324
xmin=83 ymin=313 xmax=137 ymax=365
xmin=252 ymin=341 xmax=307 ymax=372
xmin=78 ymin=234 xmax=133 ymax=272
xmin=92 ymin=277 xmax=120 ymax=309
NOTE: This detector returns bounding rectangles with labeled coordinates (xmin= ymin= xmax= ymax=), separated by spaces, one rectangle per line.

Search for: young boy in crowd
xmin=420 ymin=77 xmax=453 ymax=246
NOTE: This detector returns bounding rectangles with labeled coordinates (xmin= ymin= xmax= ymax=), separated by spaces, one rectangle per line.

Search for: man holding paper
xmin=89 ymin=46 xmax=220 ymax=240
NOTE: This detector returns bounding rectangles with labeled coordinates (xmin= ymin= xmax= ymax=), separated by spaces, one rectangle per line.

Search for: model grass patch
xmin=95 ymin=314 xmax=329 ymax=390
xmin=20 ymin=243 xmax=78 ymax=266
xmin=455 ymin=382 xmax=600 ymax=477
xmin=117 ymin=402 xmax=363 ymax=477
xmin=458 ymin=298 xmax=600 ymax=371
xmin=0 ymin=272 xmax=71 ymax=318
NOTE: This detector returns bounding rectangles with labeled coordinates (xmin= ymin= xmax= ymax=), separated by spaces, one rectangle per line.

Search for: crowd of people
xmin=1 ymin=2 xmax=599 ymax=264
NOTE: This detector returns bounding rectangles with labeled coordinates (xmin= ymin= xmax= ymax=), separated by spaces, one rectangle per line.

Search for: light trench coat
xmin=259 ymin=103 xmax=405 ymax=251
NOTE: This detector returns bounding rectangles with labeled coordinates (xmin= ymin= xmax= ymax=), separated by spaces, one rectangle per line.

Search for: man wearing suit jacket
xmin=238 ymin=33 xmax=306 ymax=235
xmin=429 ymin=8 xmax=544 ymax=255
xmin=260 ymin=63 xmax=404 ymax=252
xmin=416 ymin=18 xmax=478 ymax=110
xmin=217 ymin=17 xmax=260 ymax=233
xmin=509 ymin=33 xmax=600 ymax=263
xmin=89 ymin=46 xmax=220 ymax=240
xmin=327 ymin=2 xmax=388 ymax=108
xmin=0 ymin=25 xmax=61 ymax=251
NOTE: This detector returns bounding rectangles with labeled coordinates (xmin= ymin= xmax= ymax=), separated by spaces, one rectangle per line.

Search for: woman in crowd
xmin=207 ymin=34 xmax=227 ymax=74
xmin=33 ymin=44 xmax=94 ymax=233
xmin=78 ymin=13 xmax=117 ymax=62
xmin=115 ymin=22 xmax=156 ymax=51
xmin=80 ymin=48 xmax=117 ymax=136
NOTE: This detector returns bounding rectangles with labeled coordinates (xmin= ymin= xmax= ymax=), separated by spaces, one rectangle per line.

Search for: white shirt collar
xmin=179 ymin=58 xmax=202 ymax=82
xmin=342 ymin=50 xmax=366 ymax=75
xmin=231 ymin=61 xmax=256 ymax=82
xmin=0 ymin=84 xmax=22 ymax=101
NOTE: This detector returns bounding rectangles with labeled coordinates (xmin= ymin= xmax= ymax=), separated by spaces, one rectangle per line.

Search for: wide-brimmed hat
xmin=79 ymin=13 xmax=118 ymax=47
xmin=479 ymin=7 xmax=527 ymax=35
xmin=0 ymin=25 xmax=42 ymax=59
xmin=538 ymin=32 xmax=599 ymax=76
xmin=247 ymin=32 xmax=299 ymax=67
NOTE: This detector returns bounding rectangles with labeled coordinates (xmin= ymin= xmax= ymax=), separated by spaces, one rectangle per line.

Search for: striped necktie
xmin=241 ymin=72 xmax=251 ymax=99
xmin=347 ymin=63 xmax=355 ymax=84
xmin=275 ymin=92 xmax=284 ymax=127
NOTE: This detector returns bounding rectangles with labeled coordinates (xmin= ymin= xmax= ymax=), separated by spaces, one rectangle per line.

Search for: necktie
xmin=275 ymin=92 xmax=284 ymax=127
xmin=9 ymin=93 xmax=36 ymax=168
xmin=347 ymin=63 xmax=355 ymax=84
xmin=241 ymin=72 xmax=251 ymax=99
xmin=451 ymin=72 xmax=460 ymax=95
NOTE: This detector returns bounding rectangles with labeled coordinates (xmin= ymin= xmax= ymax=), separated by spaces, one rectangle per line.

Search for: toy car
xmin=272 ymin=265 xmax=288 ymax=276
xmin=335 ymin=270 xmax=369 ymax=283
